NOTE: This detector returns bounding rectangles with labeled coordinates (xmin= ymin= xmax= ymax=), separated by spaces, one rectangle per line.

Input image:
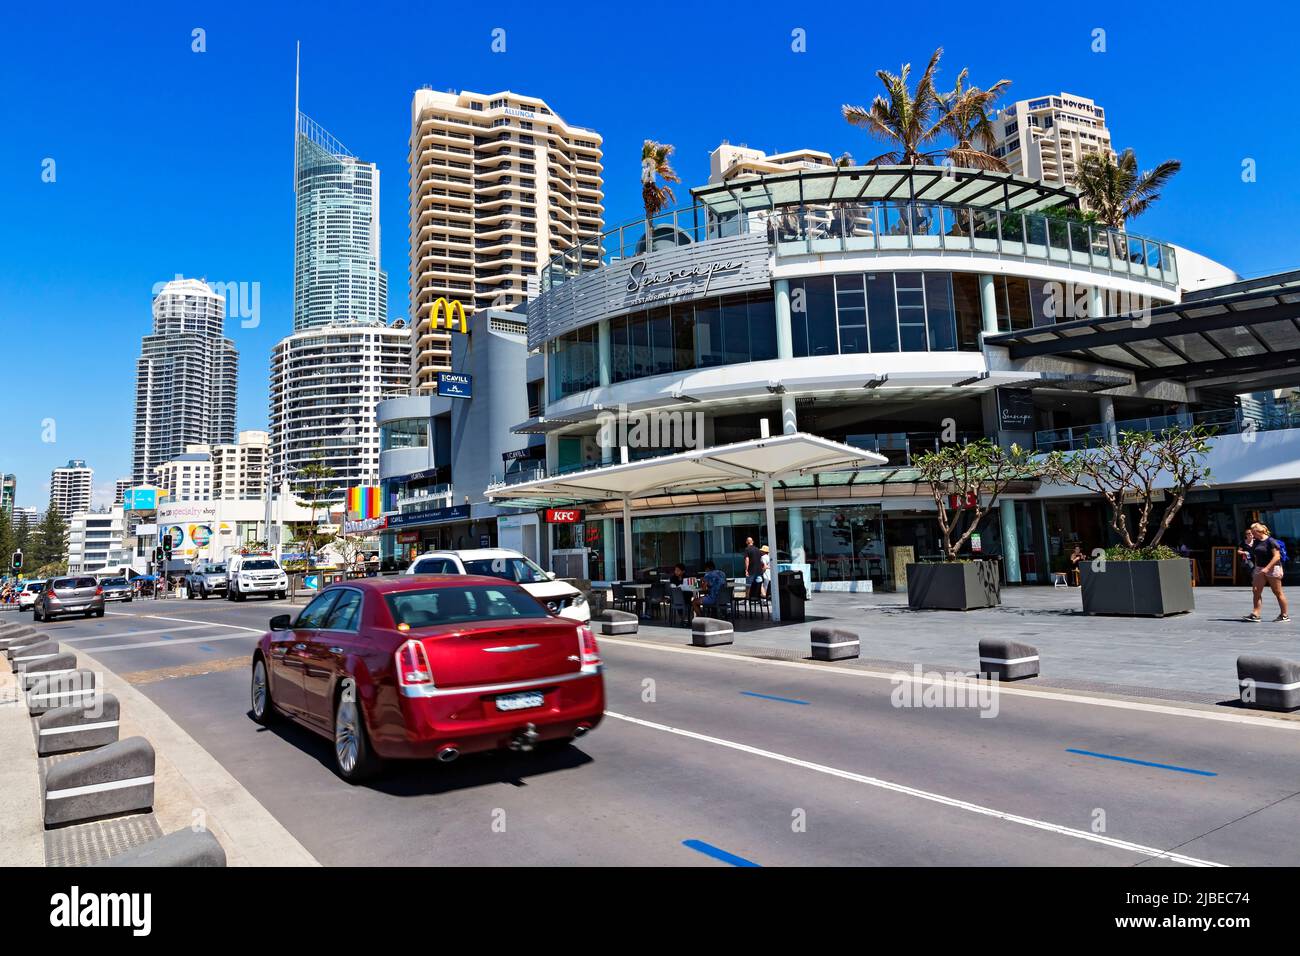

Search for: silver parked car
xmin=185 ymin=562 xmax=228 ymax=599
xmin=99 ymin=577 xmax=134 ymax=602
xmin=34 ymin=576 xmax=105 ymax=621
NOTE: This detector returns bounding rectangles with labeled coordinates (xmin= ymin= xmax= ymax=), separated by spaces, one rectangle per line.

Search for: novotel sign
xmin=545 ymin=508 xmax=584 ymax=524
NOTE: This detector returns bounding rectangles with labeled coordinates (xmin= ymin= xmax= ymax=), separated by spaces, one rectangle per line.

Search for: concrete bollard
xmin=1237 ymin=655 xmax=1300 ymax=711
xmin=691 ymin=616 xmax=734 ymax=647
xmin=593 ymin=609 xmax=638 ymax=636
xmin=978 ymin=638 xmax=1040 ymax=681
xmin=11 ymin=641 xmax=60 ymax=667
xmin=36 ymin=694 xmax=121 ymax=755
xmin=43 ymin=736 xmax=156 ymax=827
xmin=0 ymin=623 xmax=38 ymax=643
xmin=20 ymin=654 xmax=80 ymax=690
xmin=92 ymin=828 xmax=226 ymax=867
xmin=810 ymin=626 xmax=860 ymax=662
xmin=4 ymin=632 xmax=46 ymax=659
xmin=26 ymin=670 xmax=99 ymax=716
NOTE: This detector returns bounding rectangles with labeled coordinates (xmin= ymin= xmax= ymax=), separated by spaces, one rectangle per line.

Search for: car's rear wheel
xmin=333 ymin=679 xmax=379 ymax=783
xmin=250 ymin=657 xmax=276 ymax=725
xmin=33 ymin=606 xmax=43 ymax=622
xmin=95 ymin=607 xmax=105 ymax=618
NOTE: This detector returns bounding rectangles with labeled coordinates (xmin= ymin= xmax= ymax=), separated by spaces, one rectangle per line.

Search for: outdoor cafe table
xmin=624 ymin=583 xmax=651 ymax=618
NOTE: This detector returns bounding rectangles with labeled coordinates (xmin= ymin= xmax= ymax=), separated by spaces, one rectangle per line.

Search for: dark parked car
xmin=250 ymin=576 xmax=605 ymax=782
xmin=34 ymin=576 xmax=105 ymax=621
xmin=99 ymin=577 xmax=134 ymax=602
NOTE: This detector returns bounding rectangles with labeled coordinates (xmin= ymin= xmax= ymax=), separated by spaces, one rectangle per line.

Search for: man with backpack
xmin=1239 ymin=522 xmax=1290 ymax=622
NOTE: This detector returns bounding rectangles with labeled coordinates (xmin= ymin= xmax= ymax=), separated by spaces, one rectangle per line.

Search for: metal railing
xmin=541 ymin=198 xmax=1179 ymax=292
xmin=1033 ymin=406 xmax=1300 ymax=451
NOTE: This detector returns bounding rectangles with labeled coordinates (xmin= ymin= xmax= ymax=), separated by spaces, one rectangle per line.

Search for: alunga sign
xmin=527 ymin=231 xmax=771 ymax=351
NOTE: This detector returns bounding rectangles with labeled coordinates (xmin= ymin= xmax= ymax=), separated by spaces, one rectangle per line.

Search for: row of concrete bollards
xmin=0 ymin=620 xmax=227 ymax=866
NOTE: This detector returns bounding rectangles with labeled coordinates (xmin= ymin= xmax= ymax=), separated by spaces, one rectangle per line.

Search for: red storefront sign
xmin=545 ymin=508 xmax=584 ymax=524
xmin=396 ymin=531 xmax=420 ymax=543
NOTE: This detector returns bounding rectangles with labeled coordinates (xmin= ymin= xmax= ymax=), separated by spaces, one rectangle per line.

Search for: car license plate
xmin=495 ymin=691 xmax=545 ymax=712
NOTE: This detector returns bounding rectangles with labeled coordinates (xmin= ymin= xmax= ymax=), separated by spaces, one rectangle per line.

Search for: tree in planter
xmin=294 ymin=447 xmax=337 ymax=563
xmin=913 ymin=439 xmax=1043 ymax=560
xmin=1041 ymin=423 xmax=1214 ymax=558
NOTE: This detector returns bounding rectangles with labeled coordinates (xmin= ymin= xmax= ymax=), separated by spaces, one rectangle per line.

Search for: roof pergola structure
xmin=489 ymin=431 xmax=887 ymax=621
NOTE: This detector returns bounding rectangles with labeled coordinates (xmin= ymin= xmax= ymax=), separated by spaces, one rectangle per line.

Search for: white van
xmin=226 ymin=554 xmax=289 ymax=601
xmin=405 ymin=548 xmax=590 ymax=622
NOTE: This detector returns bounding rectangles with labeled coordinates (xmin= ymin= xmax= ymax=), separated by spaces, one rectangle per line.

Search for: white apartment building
xmin=709 ymin=143 xmax=836 ymax=184
xmin=11 ymin=506 xmax=40 ymax=529
xmin=154 ymin=446 xmax=214 ymax=502
xmin=408 ymin=88 xmax=604 ymax=392
xmin=113 ymin=478 xmax=132 ymax=505
xmin=49 ymin=459 xmax=93 ymax=518
xmin=132 ymin=277 xmax=238 ymax=485
xmin=269 ymin=320 xmax=411 ymax=501
xmin=992 ymin=93 xmax=1115 ymax=189
xmin=212 ymin=430 xmax=269 ymax=500
xmin=67 ymin=506 xmax=126 ymax=574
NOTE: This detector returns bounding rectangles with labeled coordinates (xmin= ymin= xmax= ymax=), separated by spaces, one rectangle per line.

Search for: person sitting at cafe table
xmin=669 ymin=563 xmax=686 ymax=586
xmin=692 ymin=561 xmax=727 ymax=615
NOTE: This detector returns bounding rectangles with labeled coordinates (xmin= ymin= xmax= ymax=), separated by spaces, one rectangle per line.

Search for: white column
xmin=602 ymin=517 xmax=616 ymax=581
xmin=1088 ymin=285 xmax=1105 ymax=320
xmin=1098 ymin=395 xmax=1117 ymax=445
xmin=979 ymin=275 xmax=999 ymax=334
xmin=597 ymin=320 xmax=611 ymax=388
xmin=622 ymin=496 xmax=634 ymax=582
xmin=781 ymin=394 xmax=797 ymax=436
xmin=764 ymin=477 xmax=782 ymax=622
xmin=774 ymin=279 xmax=793 ymax=359
xmin=1000 ymin=501 xmax=1021 ymax=584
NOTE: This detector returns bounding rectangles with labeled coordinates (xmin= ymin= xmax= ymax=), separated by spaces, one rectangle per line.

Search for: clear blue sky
xmin=2 ymin=1 xmax=1297 ymax=508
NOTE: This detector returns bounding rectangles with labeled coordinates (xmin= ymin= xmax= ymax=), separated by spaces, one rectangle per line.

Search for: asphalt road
xmin=23 ymin=597 xmax=1300 ymax=867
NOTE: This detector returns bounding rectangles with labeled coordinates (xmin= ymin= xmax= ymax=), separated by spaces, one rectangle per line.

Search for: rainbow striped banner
xmin=346 ymin=485 xmax=383 ymax=519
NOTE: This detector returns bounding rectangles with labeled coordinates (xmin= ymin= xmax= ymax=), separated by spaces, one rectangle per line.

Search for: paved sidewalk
xmin=632 ymin=586 xmax=1297 ymax=701
xmin=0 ymin=654 xmax=45 ymax=866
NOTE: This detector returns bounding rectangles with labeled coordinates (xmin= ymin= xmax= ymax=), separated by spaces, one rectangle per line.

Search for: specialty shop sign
xmin=546 ymin=508 xmax=584 ymax=523
xmin=437 ymin=372 xmax=472 ymax=399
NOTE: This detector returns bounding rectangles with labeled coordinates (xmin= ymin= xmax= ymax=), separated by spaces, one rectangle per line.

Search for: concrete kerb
xmin=43 ymin=735 xmax=156 ymax=828
xmin=594 ymin=609 xmax=638 ymax=636
xmin=26 ymin=670 xmax=99 ymax=715
xmin=92 ymin=827 xmax=227 ymax=867
xmin=1237 ymin=655 xmax=1300 ymax=712
xmin=978 ymin=638 xmax=1041 ymax=681
xmin=810 ymin=626 xmax=860 ymax=662
xmin=68 ymin=641 xmax=318 ymax=867
xmin=691 ymin=616 xmax=734 ymax=647
xmin=36 ymin=693 xmax=121 ymax=755
xmin=0 ymin=657 xmax=45 ymax=865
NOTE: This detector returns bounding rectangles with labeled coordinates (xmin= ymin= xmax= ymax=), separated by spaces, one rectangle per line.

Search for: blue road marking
xmin=199 ymin=645 xmax=215 ymax=653
xmin=682 ymin=840 xmax=761 ymax=867
xmin=161 ymin=634 xmax=172 ymax=640
xmin=740 ymin=690 xmax=810 ymax=706
xmin=1066 ymin=748 xmax=1217 ymax=777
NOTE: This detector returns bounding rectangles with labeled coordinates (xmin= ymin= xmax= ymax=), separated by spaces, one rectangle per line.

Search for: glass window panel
xmin=951 ymin=272 xmax=983 ymax=350
xmin=748 ymin=293 xmax=777 ymax=361
xmin=1205 ymin=327 xmax=1265 ymax=358
xmin=1025 ymin=215 xmax=1048 ymax=247
xmin=610 ymin=315 xmax=630 ymax=382
xmin=1006 ymin=277 xmax=1033 ymax=331
xmin=802 ymin=276 xmax=838 ymax=357
xmin=695 ymin=299 xmax=723 ymax=366
xmin=671 ymin=303 xmax=694 ymax=371
xmin=835 ymin=274 xmax=867 ymax=354
xmin=924 ymin=273 xmax=957 ymax=351
xmin=1161 ymin=332 xmax=1225 ymax=363
xmin=866 ymin=273 xmax=899 ymax=352
xmin=1029 ymin=279 xmax=1056 ymax=326
xmin=790 ymin=282 xmax=810 ymax=357
xmin=721 ymin=296 xmax=749 ymax=365
xmin=630 ymin=314 xmax=652 ymax=377
xmin=648 ymin=307 xmax=673 ymax=375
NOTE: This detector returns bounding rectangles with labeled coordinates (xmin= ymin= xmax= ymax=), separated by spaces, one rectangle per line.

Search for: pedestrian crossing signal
xmin=10 ymin=550 xmax=21 ymax=571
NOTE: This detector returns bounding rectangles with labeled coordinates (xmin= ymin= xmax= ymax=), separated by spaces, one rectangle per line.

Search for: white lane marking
xmin=598 ymin=638 xmax=1300 ymax=732
xmin=107 ymin=612 xmax=264 ymax=634
xmin=62 ymin=624 xmax=214 ymax=643
xmin=605 ymin=711 xmax=1225 ymax=868
xmin=78 ymin=633 xmax=254 ymax=653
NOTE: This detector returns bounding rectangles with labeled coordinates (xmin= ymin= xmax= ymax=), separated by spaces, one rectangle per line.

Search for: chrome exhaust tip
xmin=436 ymin=747 xmax=460 ymax=763
xmin=510 ymin=722 xmax=540 ymax=752
xmin=572 ymin=724 xmax=591 ymax=738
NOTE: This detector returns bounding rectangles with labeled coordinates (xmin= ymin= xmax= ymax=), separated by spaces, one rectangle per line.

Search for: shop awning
xmin=488 ymin=433 xmax=887 ymax=621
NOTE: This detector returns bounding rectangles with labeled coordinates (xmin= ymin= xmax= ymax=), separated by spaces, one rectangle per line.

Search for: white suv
xmin=405 ymin=548 xmax=590 ymax=622
xmin=226 ymin=555 xmax=288 ymax=601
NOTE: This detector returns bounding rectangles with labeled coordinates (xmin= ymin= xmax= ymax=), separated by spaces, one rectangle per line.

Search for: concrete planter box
xmin=906 ymin=561 xmax=1000 ymax=611
xmin=1079 ymin=558 xmax=1193 ymax=617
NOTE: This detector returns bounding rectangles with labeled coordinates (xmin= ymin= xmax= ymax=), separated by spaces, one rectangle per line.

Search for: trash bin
xmin=777 ymin=569 xmax=807 ymax=622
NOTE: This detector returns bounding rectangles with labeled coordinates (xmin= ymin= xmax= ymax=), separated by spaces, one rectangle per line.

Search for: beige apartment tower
xmin=408 ymin=89 xmax=604 ymax=393
xmin=992 ymin=93 xmax=1115 ymax=190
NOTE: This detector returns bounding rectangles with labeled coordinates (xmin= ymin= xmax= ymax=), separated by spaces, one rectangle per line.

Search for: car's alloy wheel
xmin=333 ymin=680 xmax=378 ymax=782
xmin=250 ymin=658 xmax=274 ymax=724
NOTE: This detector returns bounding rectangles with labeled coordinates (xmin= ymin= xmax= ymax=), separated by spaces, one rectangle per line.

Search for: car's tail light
xmin=395 ymin=639 xmax=434 ymax=687
xmin=578 ymin=625 xmax=601 ymax=673
xmin=95 ymin=585 xmax=103 ymax=596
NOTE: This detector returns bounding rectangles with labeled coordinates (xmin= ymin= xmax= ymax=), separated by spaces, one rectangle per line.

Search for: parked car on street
xmin=34 ymin=576 xmax=105 ymax=621
xmin=227 ymin=555 xmax=288 ymax=601
xmin=405 ymin=548 xmax=590 ymax=622
xmin=185 ymin=562 xmax=229 ymax=600
xmin=17 ymin=580 xmax=46 ymax=611
xmin=99 ymin=577 xmax=134 ymax=602
xmin=250 ymin=576 xmax=605 ymax=782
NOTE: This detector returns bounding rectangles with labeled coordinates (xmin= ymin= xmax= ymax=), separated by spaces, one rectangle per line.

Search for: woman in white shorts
xmin=1240 ymin=523 xmax=1290 ymax=623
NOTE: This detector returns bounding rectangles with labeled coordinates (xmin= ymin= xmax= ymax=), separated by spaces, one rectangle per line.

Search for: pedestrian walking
xmin=760 ymin=544 xmax=772 ymax=598
xmin=742 ymin=536 xmax=764 ymax=596
xmin=1239 ymin=522 xmax=1290 ymax=622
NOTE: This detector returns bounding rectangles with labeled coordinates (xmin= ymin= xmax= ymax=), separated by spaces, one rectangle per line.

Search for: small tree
xmin=914 ymin=439 xmax=1042 ymax=560
xmin=294 ymin=447 xmax=336 ymax=562
xmin=1043 ymin=423 xmax=1213 ymax=554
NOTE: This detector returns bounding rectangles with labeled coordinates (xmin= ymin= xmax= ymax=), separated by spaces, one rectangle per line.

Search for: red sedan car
xmin=250 ymin=576 xmax=604 ymax=782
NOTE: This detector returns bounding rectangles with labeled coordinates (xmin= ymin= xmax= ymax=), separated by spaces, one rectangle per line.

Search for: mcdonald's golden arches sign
xmin=429 ymin=296 xmax=468 ymax=334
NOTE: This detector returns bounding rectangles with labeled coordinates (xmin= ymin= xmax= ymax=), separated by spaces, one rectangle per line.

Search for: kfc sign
xmin=545 ymin=509 xmax=583 ymax=524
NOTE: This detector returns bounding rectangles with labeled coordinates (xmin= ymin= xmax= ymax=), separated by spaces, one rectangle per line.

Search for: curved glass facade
xmin=379 ymin=418 xmax=428 ymax=451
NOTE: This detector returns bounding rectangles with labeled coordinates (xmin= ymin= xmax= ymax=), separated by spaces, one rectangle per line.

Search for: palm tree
xmin=640 ymin=140 xmax=680 ymax=252
xmin=938 ymin=67 xmax=1011 ymax=171
xmin=842 ymin=48 xmax=946 ymax=165
xmin=1074 ymin=148 xmax=1182 ymax=229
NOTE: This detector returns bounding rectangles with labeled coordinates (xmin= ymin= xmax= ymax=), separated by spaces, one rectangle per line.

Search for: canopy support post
xmin=622 ymin=495 xmax=634 ymax=583
xmin=764 ymin=477 xmax=781 ymax=622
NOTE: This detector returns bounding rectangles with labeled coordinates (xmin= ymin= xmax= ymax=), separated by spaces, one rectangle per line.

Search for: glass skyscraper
xmin=293 ymin=112 xmax=388 ymax=331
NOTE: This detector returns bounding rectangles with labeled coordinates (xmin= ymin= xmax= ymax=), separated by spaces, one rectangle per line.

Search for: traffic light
xmin=154 ymin=546 xmax=164 ymax=565
xmin=162 ymin=534 xmax=173 ymax=560
xmin=10 ymin=550 xmax=21 ymax=572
